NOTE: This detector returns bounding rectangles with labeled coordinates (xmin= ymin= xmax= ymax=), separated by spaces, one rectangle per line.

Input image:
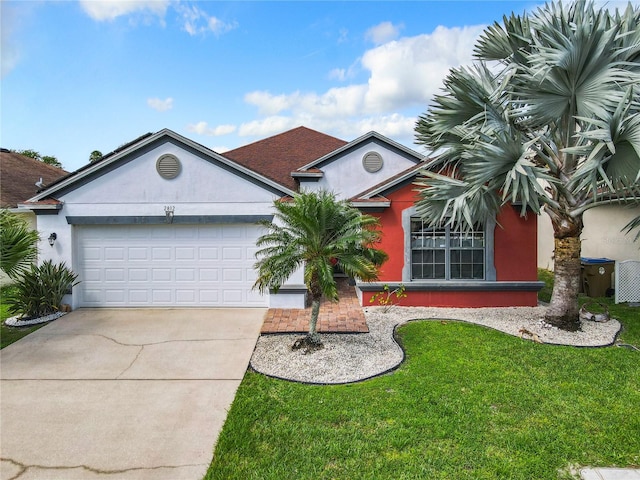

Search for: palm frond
xmin=623 ymin=212 xmax=640 ymax=241
xmin=414 ymin=171 xmax=502 ymax=230
xmin=0 ymin=211 xmax=39 ymax=280
xmin=253 ymin=190 xmax=387 ymax=299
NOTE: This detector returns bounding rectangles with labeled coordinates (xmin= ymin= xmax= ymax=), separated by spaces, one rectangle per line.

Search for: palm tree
xmin=254 ymin=190 xmax=388 ymax=347
xmin=0 ymin=211 xmax=39 ymax=280
xmin=415 ymin=0 xmax=640 ymax=331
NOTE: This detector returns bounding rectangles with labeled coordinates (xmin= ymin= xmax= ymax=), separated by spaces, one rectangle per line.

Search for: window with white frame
xmin=410 ymin=218 xmax=485 ymax=280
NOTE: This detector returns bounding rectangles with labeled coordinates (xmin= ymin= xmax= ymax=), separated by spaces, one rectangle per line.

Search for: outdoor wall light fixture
xmin=164 ymin=206 xmax=175 ymax=224
xmin=48 ymin=233 xmax=57 ymax=247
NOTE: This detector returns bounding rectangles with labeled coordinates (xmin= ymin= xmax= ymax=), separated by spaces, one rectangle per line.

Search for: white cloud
xmin=362 ymin=25 xmax=485 ymax=112
xmin=365 ymin=21 xmax=402 ymax=45
xmin=231 ymin=113 xmax=418 ymax=152
xmin=147 ymin=97 xmax=173 ymax=112
xmin=238 ymin=117 xmax=300 ymax=138
xmin=1 ymin=9 xmax=21 ymax=77
xmin=243 ymin=24 xmax=483 ymax=122
xmin=1 ymin=1 xmax=39 ymax=77
xmin=79 ymin=0 xmax=169 ymax=21
xmin=175 ymin=4 xmax=237 ymax=36
xmin=230 ymin=24 xmax=485 ymax=149
xmin=187 ymin=121 xmax=236 ymax=136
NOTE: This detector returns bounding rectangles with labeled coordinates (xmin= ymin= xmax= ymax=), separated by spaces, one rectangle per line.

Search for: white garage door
xmin=76 ymin=224 xmax=267 ymax=307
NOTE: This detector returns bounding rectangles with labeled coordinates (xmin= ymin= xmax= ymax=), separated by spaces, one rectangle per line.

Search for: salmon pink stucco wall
xmin=363 ymin=181 xmax=540 ymax=307
xmin=493 ymin=205 xmax=538 ymax=281
xmin=371 ymin=183 xmax=417 ymax=283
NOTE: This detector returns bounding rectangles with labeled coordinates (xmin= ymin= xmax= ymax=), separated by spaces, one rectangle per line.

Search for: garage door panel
xmin=176 ymin=268 xmax=196 ymax=281
xmin=105 ymin=268 xmax=125 ymax=281
xmin=176 ymin=247 xmax=195 ymax=260
xmin=76 ymin=224 xmax=267 ymax=307
xmin=199 ymin=290 xmax=219 ymax=303
xmin=83 ymin=247 xmax=101 ymax=261
xmin=152 ymin=269 xmax=172 ymax=281
xmin=128 ymin=248 xmax=148 ymax=260
xmin=152 ymin=247 xmax=172 ymax=260
xmin=199 ymin=269 xmax=219 ymax=281
xmin=128 ymin=269 xmax=148 ymax=282
xmin=129 ymin=290 xmax=149 ymax=303
xmin=199 ymin=247 xmax=219 ymax=260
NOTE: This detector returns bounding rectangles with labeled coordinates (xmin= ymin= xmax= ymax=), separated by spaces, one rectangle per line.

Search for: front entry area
xmin=75 ymin=224 xmax=267 ymax=307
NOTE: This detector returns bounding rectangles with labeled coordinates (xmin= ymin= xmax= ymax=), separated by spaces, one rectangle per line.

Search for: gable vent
xmin=362 ymin=151 xmax=383 ymax=173
xmin=156 ymin=154 xmax=181 ymax=179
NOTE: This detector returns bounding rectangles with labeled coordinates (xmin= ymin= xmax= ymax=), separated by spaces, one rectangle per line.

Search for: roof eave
xmin=291 ymin=171 xmax=324 ymax=178
xmin=27 ymin=129 xmax=296 ymax=202
xmin=349 ymin=200 xmax=391 ymax=209
xmin=18 ymin=202 xmax=63 ymax=211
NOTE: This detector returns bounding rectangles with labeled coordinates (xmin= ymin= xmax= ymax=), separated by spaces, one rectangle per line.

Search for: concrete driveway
xmin=0 ymin=308 xmax=265 ymax=480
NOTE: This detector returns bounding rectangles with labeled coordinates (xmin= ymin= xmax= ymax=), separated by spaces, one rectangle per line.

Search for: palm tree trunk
xmin=308 ymin=299 xmax=321 ymax=339
xmin=544 ymin=214 xmax=583 ymax=331
xmin=307 ymin=276 xmax=323 ymax=344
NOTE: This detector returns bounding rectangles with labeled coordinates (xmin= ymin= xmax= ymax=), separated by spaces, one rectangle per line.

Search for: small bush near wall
xmin=538 ymin=269 xmax=554 ymax=303
xmin=4 ymin=261 xmax=79 ymax=320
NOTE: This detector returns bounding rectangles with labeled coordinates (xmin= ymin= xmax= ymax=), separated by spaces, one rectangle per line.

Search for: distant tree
xmin=15 ymin=149 xmax=40 ymax=160
xmin=89 ymin=150 xmax=103 ymax=163
xmin=13 ymin=149 xmax=63 ymax=169
xmin=41 ymin=155 xmax=62 ymax=168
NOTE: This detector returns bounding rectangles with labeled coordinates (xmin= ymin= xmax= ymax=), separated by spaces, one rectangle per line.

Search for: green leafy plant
xmin=5 ymin=260 xmax=79 ymax=320
xmin=254 ymin=190 xmax=387 ymax=349
xmin=369 ymin=284 xmax=407 ymax=312
xmin=0 ymin=211 xmax=39 ymax=280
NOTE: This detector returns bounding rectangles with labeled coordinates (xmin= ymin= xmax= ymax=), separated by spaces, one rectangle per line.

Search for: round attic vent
xmin=156 ymin=154 xmax=181 ymax=179
xmin=362 ymin=151 xmax=383 ymax=173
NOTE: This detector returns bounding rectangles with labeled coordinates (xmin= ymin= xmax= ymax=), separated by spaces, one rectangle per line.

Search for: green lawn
xmin=206 ymin=299 xmax=640 ymax=480
xmin=0 ymin=286 xmax=46 ymax=349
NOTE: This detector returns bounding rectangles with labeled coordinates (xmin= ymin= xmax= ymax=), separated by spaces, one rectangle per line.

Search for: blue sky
xmin=2 ymin=0 xmax=636 ymax=172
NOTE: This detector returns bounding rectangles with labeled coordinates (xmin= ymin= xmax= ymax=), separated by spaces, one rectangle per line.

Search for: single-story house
xmin=20 ymin=127 xmax=542 ymax=309
xmin=1 ymin=148 xmax=68 ymax=285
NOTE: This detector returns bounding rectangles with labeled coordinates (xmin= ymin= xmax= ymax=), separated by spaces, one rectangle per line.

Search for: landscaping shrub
xmin=5 ymin=260 xmax=79 ymax=319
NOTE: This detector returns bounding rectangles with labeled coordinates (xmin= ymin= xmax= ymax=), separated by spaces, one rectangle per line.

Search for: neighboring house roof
xmin=0 ymin=149 xmax=68 ymax=209
xmin=25 ymin=129 xmax=297 ymax=203
xmin=223 ymin=126 xmax=348 ymax=191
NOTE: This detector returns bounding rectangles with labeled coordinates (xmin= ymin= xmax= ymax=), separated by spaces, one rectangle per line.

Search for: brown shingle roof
xmin=223 ymin=126 xmax=347 ymax=191
xmin=0 ymin=150 xmax=68 ymax=208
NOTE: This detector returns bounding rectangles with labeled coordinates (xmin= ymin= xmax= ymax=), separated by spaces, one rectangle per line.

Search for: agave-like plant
xmin=5 ymin=260 xmax=79 ymax=320
xmin=415 ymin=0 xmax=640 ymax=330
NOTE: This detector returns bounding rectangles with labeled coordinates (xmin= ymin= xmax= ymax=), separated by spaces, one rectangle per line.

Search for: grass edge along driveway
xmin=206 ymin=299 xmax=639 ymax=480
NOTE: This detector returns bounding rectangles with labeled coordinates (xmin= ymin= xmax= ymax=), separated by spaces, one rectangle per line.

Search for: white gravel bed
xmin=250 ymin=305 xmax=623 ymax=385
xmin=4 ymin=311 xmax=67 ymax=327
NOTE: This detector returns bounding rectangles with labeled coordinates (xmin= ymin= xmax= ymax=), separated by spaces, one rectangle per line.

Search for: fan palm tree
xmin=254 ymin=190 xmax=388 ymax=347
xmin=415 ymin=0 xmax=640 ymax=331
xmin=0 ymin=211 xmax=39 ymax=280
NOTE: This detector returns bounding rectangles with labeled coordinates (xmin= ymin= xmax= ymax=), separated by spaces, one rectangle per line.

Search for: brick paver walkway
xmin=261 ymin=277 xmax=368 ymax=334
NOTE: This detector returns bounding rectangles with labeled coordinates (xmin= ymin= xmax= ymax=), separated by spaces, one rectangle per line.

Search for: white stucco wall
xmin=538 ymin=205 xmax=640 ymax=269
xmin=302 ymin=141 xmax=418 ymax=199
